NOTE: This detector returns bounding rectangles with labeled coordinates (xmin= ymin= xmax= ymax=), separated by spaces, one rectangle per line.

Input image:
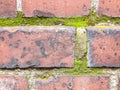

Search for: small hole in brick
xmin=116 ymin=43 xmax=119 ymax=46
xmin=103 ymin=48 xmax=105 ymax=50
xmin=107 ymin=57 xmax=110 ymax=59
xmin=0 ymin=37 xmax=5 ymax=41
xmin=114 ymin=53 xmax=117 ymax=56
xmin=100 ymin=47 xmax=102 ymax=49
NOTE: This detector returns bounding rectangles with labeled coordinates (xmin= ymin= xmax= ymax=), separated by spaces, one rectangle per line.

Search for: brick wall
xmin=0 ymin=0 xmax=120 ymax=18
xmin=0 ymin=26 xmax=119 ymax=90
xmin=0 ymin=0 xmax=120 ymax=90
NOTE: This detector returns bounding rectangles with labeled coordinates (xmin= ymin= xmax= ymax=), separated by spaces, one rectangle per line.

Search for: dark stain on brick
xmin=116 ymin=43 xmax=119 ymax=46
xmin=119 ymin=9 xmax=120 ymax=12
xmin=40 ymin=47 xmax=47 ymax=57
xmin=87 ymin=29 xmax=120 ymax=39
xmin=23 ymin=47 xmax=31 ymax=52
xmin=10 ymin=40 xmax=21 ymax=48
xmin=58 ymin=30 xmax=65 ymax=35
xmin=106 ymin=8 xmax=110 ymax=11
xmin=107 ymin=56 xmax=111 ymax=59
xmin=33 ymin=10 xmax=55 ymax=17
xmin=103 ymin=48 xmax=105 ymax=50
xmin=101 ymin=1 xmax=105 ymax=4
xmin=35 ymin=40 xmax=42 ymax=46
xmin=70 ymin=35 xmax=75 ymax=43
xmin=21 ymin=52 xmax=27 ymax=58
xmin=25 ymin=60 xmax=41 ymax=67
xmin=0 ymin=64 xmax=5 ymax=68
xmin=82 ymin=4 xmax=87 ymax=11
xmin=14 ymin=42 xmax=19 ymax=48
xmin=21 ymin=31 xmax=31 ymax=35
xmin=48 ymin=37 xmax=59 ymax=49
xmin=53 ymin=88 xmax=57 ymax=90
xmin=7 ymin=57 xmax=19 ymax=68
xmin=68 ymin=82 xmax=73 ymax=90
xmin=9 ymin=42 xmax=19 ymax=48
xmin=62 ymin=83 xmax=67 ymax=88
xmin=35 ymin=40 xmax=47 ymax=57
xmin=109 ymin=0 xmax=111 ymax=2
xmin=60 ymin=63 xmax=67 ymax=67
xmin=23 ymin=47 xmax=27 ymax=51
xmin=0 ymin=36 xmax=5 ymax=41
xmin=8 ymin=33 xmax=13 ymax=38
xmin=9 ymin=43 xmax=12 ymax=47
xmin=26 ymin=61 xmax=32 ymax=66
xmin=114 ymin=53 xmax=117 ymax=56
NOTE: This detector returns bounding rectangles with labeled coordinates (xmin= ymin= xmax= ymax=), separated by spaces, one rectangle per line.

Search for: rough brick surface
xmin=22 ymin=0 xmax=90 ymax=17
xmin=0 ymin=26 xmax=75 ymax=68
xmin=0 ymin=75 xmax=28 ymax=90
xmin=87 ymin=27 xmax=120 ymax=67
xmin=0 ymin=0 xmax=16 ymax=18
xmin=35 ymin=76 xmax=109 ymax=90
xmin=98 ymin=0 xmax=120 ymax=17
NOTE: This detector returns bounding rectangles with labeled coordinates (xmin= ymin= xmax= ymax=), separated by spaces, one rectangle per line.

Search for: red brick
xmin=0 ymin=26 xmax=75 ymax=68
xmin=0 ymin=0 xmax=16 ymax=18
xmin=22 ymin=0 xmax=90 ymax=17
xmin=0 ymin=75 xmax=28 ymax=90
xmin=98 ymin=0 xmax=120 ymax=17
xmin=86 ymin=27 xmax=120 ymax=67
xmin=35 ymin=76 xmax=109 ymax=90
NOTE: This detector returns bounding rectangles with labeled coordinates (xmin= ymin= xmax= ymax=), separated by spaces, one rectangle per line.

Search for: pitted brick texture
xmin=0 ymin=0 xmax=16 ymax=18
xmin=87 ymin=27 xmax=120 ymax=67
xmin=22 ymin=0 xmax=90 ymax=17
xmin=0 ymin=75 xmax=28 ymax=90
xmin=98 ymin=0 xmax=120 ymax=17
xmin=35 ymin=76 xmax=109 ymax=90
xmin=0 ymin=26 xmax=75 ymax=68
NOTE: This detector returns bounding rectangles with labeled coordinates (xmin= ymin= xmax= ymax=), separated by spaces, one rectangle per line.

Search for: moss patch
xmin=35 ymin=57 xmax=104 ymax=79
xmin=0 ymin=12 xmax=120 ymax=27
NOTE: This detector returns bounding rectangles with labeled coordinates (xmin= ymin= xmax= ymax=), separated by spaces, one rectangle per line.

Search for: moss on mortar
xmin=35 ymin=57 xmax=104 ymax=79
xmin=0 ymin=12 xmax=120 ymax=27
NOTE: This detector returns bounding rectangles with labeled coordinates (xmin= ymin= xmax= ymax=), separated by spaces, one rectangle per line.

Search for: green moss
xmin=64 ymin=58 xmax=103 ymax=75
xmin=35 ymin=57 xmax=104 ymax=79
xmin=0 ymin=11 xmax=119 ymax=27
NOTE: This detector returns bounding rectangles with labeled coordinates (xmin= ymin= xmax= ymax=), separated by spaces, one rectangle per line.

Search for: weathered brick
xmin=0 ymin=0 xmax=16 ymax=18
xmin=98 ymin=0 xmax=120 ymax=17
xmin=0 ymin=75 xmax=28 ymax=90
xmin=86 ymin=27 xmax=120 ymax=67
xmin=35 ymin=76 xmax=109 ymax=90
xmin=22 ymin=0 xmax=90 ymax=17
xmin=0 ymin=26 xmax=75 ymax=68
